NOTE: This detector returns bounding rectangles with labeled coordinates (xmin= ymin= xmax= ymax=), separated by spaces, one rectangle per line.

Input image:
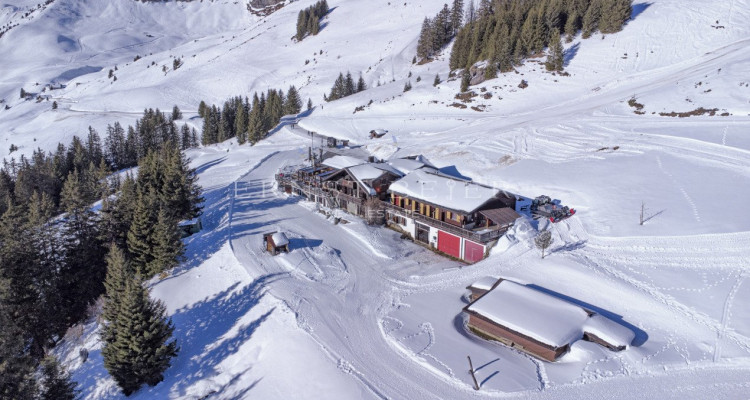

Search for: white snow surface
xmin=389 ymin=169 xmax=499 ymax=213
xmin=387 ymin=157 xmax=436 ymax=175
xmin=468 ymin=276 xmax=500 ymax=291
xmin=271 ymin=231 xmax=289 ymax=247
xmin=467 ymin=280 xmax=590 ymax=348
xmin=321 ymin=155 xmax=367 ymax=170
xmin=583 ymin=314 xmax=636 ymax=348
xmin=6 ymin=0 xmax=750 ymax=397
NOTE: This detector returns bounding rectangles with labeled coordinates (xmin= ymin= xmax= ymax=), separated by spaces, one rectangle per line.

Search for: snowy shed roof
xmin=271 ymin=232 xmax=289 ymax=247
xmin=322 ymin=155 xmax=367 ymax=170
xmin=388 ymin=170 xmax=500 ymax=214
xmin=582 ymin=315 xmax=635 ymax=348
xmin=467 ymin=276 xmax=501 ymax=291
xmin=465 ymin=280 xmax=590 ymax=348
xmin=387 ymin=158 xmax=436 ymax=175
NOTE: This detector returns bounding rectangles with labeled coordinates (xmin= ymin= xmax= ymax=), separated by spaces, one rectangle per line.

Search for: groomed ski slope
xmin=3 ymin=0 xmax=749 ymax=398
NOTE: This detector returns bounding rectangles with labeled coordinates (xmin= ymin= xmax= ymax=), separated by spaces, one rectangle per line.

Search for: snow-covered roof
xmin=271 ymin=232 xmax=289 ymax=247
xmin=466 ymin=280 xmax=589 ymax=348
xmin=388 ymin=170 xmax=500 ymax=214
xmin=583 ymin=315 xmax=635 ymax=348
xmin=387 ymin=158 xmax=436 ymax=175
xmin=178 ymin=217 xmax=200 ymax=226
xmin=468 ymin=276 xmax=500 ymax=291
xmin=348 ymin=164 xmax=390 ymax=181
xmin=322 ymin=155 xmax=367 ymax=170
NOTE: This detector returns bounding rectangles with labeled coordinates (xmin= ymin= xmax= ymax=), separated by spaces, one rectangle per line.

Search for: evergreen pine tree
xmin=450 ymin=0 xmax=464 ymax=36
xmin=345 ymin=72 xmax=355 ymax=96
xmin=180 ymin=124 xmax=192 ymax=150
xmin=39 ymin=355 xmax=78 ymax=400
xmin=171 ymin=105 xmax=182 ymax=121
xmin=465 ymin=0 xmax=476 ymax=24
xmin=416 ymin=17 xmax=433 ymax=60
xmin=248 ymin=93 xmax=263 ymax=144
xmin=147 ymin=209 xmax=184 ymax=277
xmin=126 ymin=189 xmax=158 ymax=275
xmin=102 ymin=276 xmax=178 ymax=396
xmin=582 ymin=0 xmax=603 ymax=38
xmin=356 ymin=75 xmax=367 ymax=92
xmin=0 ymin=281 xmax=38 ymax=400
xmin=307 ymin=98 xmax=313 ymax=111
xmin=564 ymin=10 xmax=580 ymax=42
xmin=59 ymin=169 xmax=106 ymax=327
xmin=102 ymin=244 xmax=132 ymax=329
xmin=460 ymin=70 xmax=471 ymax=92
xmin=545 ymin=28 xmax=565 ymax=72
xmin=284 ymin=85 xmax=302 ymax=115
xmin=433 ymin=73 xmax=441 ymax=86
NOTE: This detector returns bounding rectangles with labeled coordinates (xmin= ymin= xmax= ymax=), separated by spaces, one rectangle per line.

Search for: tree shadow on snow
xmin=167 ymin=185 xmax=235 ymax=279
xmin=564 ymin=43 xmax=580 ymax=67
xmin=161 ymin=273 xmax=286 ymax=398
xmin=288 ymin=238 xmax=323 ymax=250
xmin=194 ymin=156 xmax=227 ymax=176
xmin=630 ymin=3 xmax=653 ymax=20
xmin=526 ymin=284 xmax=648 ymax=346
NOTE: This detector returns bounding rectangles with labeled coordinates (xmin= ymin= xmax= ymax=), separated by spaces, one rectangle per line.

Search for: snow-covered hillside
xmin=3 ymin=0 xmax=750 ymax=398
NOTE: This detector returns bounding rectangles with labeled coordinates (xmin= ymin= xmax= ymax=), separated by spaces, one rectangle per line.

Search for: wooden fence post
xmin=468 ymin=355 xmax=480 ymax=390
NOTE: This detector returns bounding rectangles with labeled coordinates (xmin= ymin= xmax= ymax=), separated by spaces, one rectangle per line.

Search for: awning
xmin=479 ymin=208 xmax=521 ymax=227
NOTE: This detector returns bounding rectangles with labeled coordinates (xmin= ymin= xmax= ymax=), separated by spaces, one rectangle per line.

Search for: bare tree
xmin=534 ymin=230 xmax=553 ymax=259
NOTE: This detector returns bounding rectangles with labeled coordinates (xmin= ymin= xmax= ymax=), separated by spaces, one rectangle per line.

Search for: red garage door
xmin=463 ymin=240 xmax=484 ymax=263
xmin=438 ymin=231 xmax=461 ymax=259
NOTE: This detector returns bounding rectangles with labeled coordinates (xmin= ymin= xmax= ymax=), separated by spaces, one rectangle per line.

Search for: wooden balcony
xmin=383 ymin=203 xmax=506 ymax=244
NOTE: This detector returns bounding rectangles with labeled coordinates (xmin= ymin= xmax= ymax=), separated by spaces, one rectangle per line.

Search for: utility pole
xmin=467 ymin=356 xmax=480 ymax=390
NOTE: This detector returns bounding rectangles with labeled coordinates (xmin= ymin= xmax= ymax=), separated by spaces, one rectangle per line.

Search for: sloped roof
xmin=467 ymin=276 xmax=501 ymax=291
xmin=271 ymin=232 xmax=289 ymax=247
xmin=583 ymin=315 xmax=635 ymax=348
xmin=388 ymin=170 xmax=499 ymax=214
xmin=388 ymin=156 xmax=437 ymax=175
xmin=479 ymin=208 xmax=522 ymax=226
xmin=322 ymin=155 xmax=367 ymax=170
xmin=465 ymin=280 xmax=589 ymax=348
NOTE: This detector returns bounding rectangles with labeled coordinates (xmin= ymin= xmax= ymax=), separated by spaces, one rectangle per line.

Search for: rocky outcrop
xmin=249 ymin=0 xmax=284 ymax=8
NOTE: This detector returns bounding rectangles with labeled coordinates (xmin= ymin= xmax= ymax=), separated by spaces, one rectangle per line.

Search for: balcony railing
xmin=277 ymin=174 xmax=507 ymax=243
xmin=383 ymin=203 xmax=506 ymax=244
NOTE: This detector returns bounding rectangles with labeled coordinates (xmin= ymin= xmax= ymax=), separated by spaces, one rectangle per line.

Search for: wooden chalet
xmin=385 ymin=170 xmax=520 ymax=263
xmin=463 ymin=278 xmax=635 ymax=362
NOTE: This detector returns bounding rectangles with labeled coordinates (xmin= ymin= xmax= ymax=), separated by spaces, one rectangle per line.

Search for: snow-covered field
xmin=4 ymin=0 xmax=750 ymax=398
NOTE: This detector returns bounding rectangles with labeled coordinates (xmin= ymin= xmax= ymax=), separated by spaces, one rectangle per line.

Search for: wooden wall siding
xmin=467 ymin=314 xmax=564 ymax=362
